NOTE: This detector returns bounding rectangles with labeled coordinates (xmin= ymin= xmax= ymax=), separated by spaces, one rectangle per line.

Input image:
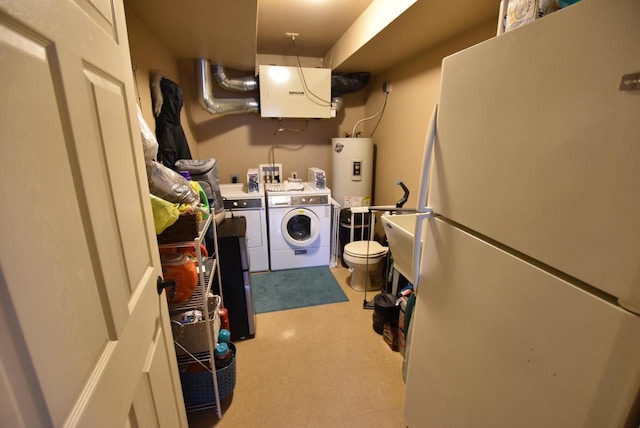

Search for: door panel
xmin=74 ymin=0 xmax=116 ymax=37
xmin=142 ymin=323 xmax=185 ymax=428
xmin=85 ymin=68 xmax=151 ymax=296
xmin=429 ymin=0 xmax=640 ymax=305
xmin=405 ymin=218 xmax=640 ymax=428
xmin=0 ymin=0 xmax=186 ymax=426
xmin=1 ymin=22 xmax=110 ymax=424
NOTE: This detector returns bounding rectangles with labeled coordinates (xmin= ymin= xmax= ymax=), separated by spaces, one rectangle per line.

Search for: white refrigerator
xmin=402 ymin=0 xmax=640 ymax=427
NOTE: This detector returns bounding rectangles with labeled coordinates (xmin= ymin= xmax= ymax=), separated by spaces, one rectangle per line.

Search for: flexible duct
xmin=196 ymin=58 xmax=259 ymax=116
xmin=331 ymin=72 xmax=371 ymax=98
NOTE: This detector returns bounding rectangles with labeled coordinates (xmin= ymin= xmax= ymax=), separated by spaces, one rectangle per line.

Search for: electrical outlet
xmin=291 ymin=171 xmax=298 ymax=179
xmin=383 ymin=81 xmax=391 ymax=93
xmin=230 ymin=173 xmax=239 ymax=183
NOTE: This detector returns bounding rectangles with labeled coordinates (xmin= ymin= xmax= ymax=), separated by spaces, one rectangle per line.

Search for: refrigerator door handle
xmin=417 ymin=104 xmax=437 ymax=213
xmin=413 ymin=103 xmax=437 ymax=290
xmin=413 ymin=210 xmax=433 ymax=290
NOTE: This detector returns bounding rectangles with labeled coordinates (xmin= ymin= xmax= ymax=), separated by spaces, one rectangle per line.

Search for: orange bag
xmin=161 ymin=252 xmax=198 ymax=303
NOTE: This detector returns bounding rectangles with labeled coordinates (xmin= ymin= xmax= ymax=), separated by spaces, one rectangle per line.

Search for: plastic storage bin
xmin=180 ymin=343 xmax=236 ymax=408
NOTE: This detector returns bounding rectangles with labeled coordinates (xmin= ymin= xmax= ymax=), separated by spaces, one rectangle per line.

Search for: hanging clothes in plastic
xmin=152 ymin=74 xmax=192 ymax=169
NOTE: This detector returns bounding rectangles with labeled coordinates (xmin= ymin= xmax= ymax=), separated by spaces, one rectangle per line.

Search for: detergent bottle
xmin=214 ymin=342 xmax=233 ymax=369
xmin=218 ymin=328 xmax=231 ymax=344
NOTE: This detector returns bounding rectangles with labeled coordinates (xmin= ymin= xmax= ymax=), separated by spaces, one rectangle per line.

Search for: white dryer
xmin=266 ymin=183 xmax=332 ymax=271
xmin=220 ymin=183 xmax=269 ymax=272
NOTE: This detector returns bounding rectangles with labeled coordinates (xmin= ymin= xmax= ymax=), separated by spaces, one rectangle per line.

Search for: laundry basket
xmin=180 ymin=342 xmax=237 ymax=408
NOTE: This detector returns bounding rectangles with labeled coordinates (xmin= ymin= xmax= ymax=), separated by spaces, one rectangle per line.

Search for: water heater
xmin=332 ymin=137 xmax=373 ymax=207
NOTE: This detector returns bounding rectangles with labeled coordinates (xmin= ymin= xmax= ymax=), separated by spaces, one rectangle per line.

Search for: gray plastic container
xmin=175 ymin=158 xmax=224 ymax=214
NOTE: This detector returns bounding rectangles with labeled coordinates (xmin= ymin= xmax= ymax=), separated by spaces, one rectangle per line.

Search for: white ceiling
xmin=124 ymin=0 xmax=499 ymax=75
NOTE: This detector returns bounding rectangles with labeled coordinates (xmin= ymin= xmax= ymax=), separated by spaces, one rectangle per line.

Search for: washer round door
xmin=281 ymin=208 xmax=320 ymax=247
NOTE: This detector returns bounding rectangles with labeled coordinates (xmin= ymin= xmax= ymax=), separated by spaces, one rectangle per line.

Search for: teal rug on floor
xmin=251 ymin=267 xmax=349 ymax=314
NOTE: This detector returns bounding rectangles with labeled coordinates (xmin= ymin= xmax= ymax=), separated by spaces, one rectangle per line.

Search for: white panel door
xmin=404 ymin=218 xmax=640 ymax=428
xmin=0 ymin=0 xmax=187 ymax=426
xmin=429 ymin=0 xmax=640 ymax=307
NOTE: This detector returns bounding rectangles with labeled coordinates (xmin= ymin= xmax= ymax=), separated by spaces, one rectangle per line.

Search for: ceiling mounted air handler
xmin=196 ymin=58 xmax=259 ymax=116
xmin=197 ymin=59 xmax=372 ymax=118
xmin=258 ymin=64 xmax=332 ymax=118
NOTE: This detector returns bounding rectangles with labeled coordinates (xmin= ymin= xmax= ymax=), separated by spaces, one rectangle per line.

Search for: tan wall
xmin=365 ymin=20 xmax=497 ymax=211
xmin=125 ymin=6 xmax=200 ymax=158
xmin=126 ymin=5 xmax=367 ymax=184
xmin=125 ymin=5 xmax=494 ymax=198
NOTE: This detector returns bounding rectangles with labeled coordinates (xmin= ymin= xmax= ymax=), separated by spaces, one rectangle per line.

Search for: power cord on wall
xmin=351 ymin=89 xmax=389 ymax=137
xmin=265 ymin=118 xmax=309 ymax=182
xmin=274 ymin=118 xmax=309 ymax=134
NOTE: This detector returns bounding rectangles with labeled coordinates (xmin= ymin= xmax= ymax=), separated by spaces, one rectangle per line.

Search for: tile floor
xmin=187 ymin=265 xmax=408 ymax=428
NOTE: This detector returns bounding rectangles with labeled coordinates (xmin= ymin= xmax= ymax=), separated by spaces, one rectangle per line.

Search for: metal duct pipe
xmin=196 ymin=58 xmax=259 ymax=116
xmin=212 ymin=64 xmax=258 ymax=92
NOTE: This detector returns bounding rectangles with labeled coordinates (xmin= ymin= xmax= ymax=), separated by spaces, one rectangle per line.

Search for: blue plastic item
xmin=218 ymin=328 xmax=231 ymax=344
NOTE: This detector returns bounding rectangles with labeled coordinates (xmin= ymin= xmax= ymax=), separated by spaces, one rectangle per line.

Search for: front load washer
xmin=266 ymin=183 xmax=332 ymax=271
